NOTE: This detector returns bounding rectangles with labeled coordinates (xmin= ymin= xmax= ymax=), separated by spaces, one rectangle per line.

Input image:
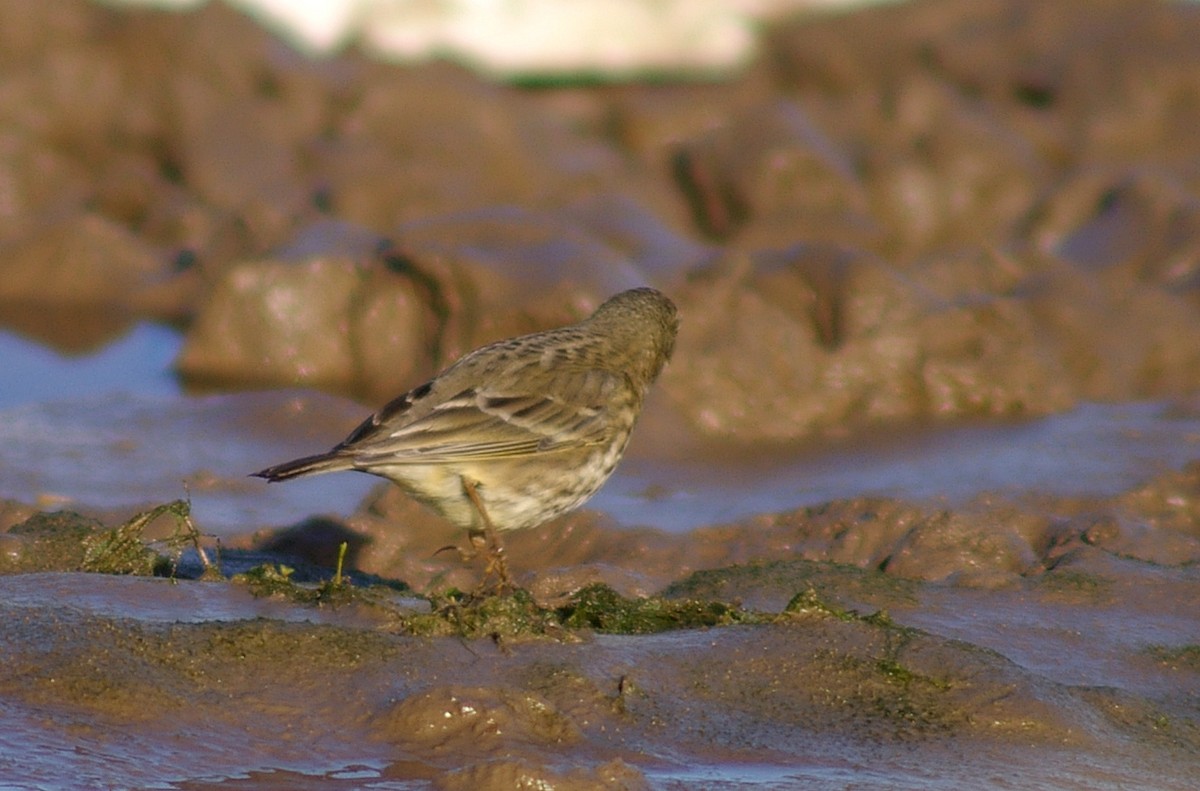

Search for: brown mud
xmin=3 ymin=0 xmax=1200 ymax=788
xmin=1 ymin=493 xmax=1198 ymax=790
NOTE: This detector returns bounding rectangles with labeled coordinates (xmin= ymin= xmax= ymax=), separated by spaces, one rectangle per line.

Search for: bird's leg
xmin=461 ymin=476 xmax=512 ymax=592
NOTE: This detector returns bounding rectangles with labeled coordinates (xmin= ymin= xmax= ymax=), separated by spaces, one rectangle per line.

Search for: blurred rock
xmin=660 ymin=247 xmax=1073 ymax=441
xmin=1029 ymin=167 xmax=1200 ymax=294
xmin=0 ymin=211 xmax=187 ymax=316
xmin=5 ymin=0 xmax=1200 ymax=440
xmin=859 ymin=75 xmax=1044 ymax=260
xmin=671 ymin=100 xmax=875 ymax=246
xmin=177 ymin=253 xmax=435 ymax=394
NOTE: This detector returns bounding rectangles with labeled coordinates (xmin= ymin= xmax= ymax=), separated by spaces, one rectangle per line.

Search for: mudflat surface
xmin=2 ymin=0 xmax=1200 ymax=788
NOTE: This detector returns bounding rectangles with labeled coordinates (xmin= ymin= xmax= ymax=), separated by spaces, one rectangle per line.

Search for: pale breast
xmin=361 ymin=437 xmax=629 ymax=533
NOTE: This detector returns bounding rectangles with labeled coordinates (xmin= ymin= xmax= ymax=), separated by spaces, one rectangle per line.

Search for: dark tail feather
xmin=251 ymin=451 xmax=354 ymax=482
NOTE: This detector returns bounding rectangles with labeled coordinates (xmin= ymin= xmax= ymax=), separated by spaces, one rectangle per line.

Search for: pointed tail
xmin=251 ymin=451 xmax=354 ymax=482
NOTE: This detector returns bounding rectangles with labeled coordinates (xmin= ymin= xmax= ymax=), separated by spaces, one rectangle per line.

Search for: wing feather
xmin=345 ymin=367 xmax=621 ymax=465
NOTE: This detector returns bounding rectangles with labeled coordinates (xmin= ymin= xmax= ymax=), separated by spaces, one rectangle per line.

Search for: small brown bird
xmin=253 ymin=287 xmax=678 ymax=585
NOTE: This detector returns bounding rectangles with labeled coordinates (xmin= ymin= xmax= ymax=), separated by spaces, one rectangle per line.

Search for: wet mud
xmin=1 ymin=496 xmax=1198 ymax=790
xmin=3 ymin=0 xmax=1200 ymax=788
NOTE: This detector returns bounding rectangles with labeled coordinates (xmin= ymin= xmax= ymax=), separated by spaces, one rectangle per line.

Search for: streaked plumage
xmin=253 ymin=288 xmax=678 ymax=544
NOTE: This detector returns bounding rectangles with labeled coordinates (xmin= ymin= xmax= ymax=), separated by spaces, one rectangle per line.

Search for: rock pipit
xmin=253 ymin=287 xmax=678 ymax=587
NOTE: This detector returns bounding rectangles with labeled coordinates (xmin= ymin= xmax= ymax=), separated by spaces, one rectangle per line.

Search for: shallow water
xmin=613 ymin=399 xmax=1200 ymax=529
xmin=0 ymin=323 xmax=181 ymax=410
xmin=4 ymin=323 xmax=1200 ymax=539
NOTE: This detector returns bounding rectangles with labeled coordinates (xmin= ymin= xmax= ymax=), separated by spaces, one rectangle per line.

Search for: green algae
xmin=405 ymin=587 xmax=562 ymax=638
xmin=2 ymin=503 xmax=922 ymax=641
xmin=2 ymin=501 xmax=214 ymax=578
xmin=81 ymin=514 xmax=164 ymax=576
xmin=5 ymin=508 xmax=163 ymax=575
xmin=558 ymin=583 xmax=762 ymax=634
xmin=400 ymin=584 xmax=766 ymax=639
xmin=231 ymin=559 xmax=410 ymax=612
xmin=783 ymin=586 xmax=858 ymax=620
xmin=461 ymin=580 xmax=905 ymax=641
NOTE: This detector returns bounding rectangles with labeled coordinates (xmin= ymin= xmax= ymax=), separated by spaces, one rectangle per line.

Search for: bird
xmin=252 ymin=287 xmax=679 ymax=588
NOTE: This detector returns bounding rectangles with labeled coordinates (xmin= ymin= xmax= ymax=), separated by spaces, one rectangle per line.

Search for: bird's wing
xmin=345 ymin=367 xmax=622 ymax=465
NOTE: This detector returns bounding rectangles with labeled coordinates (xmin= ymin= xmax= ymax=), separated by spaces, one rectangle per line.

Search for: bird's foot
xmin=475 ymin=543 xmax=514 ymax=596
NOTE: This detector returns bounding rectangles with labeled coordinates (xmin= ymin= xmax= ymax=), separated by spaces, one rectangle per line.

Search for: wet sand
xmin=3 ymin=0 xmax=1200 ymax=788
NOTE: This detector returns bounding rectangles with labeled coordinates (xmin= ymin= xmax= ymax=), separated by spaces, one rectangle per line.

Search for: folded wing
xmin=345 ymin=368 xmax=622 ymax=465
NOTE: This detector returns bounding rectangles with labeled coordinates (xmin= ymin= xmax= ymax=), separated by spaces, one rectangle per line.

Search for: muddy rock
xmin=177 ymin=254 xmax=436 ymax=394
xmin=5 ymin=0 xmax=1200 ymax=441
xmin=1030 ymin=168 xmax=1200 ymax=283
xmin=660 ymin=248 xmax=1075 ymax=441
xmin=860 ymin=75 xmax=1045 ymax=260
xmin=3 ymin=478 xmax=1200 ymax=788
xmin=1119 ymin=459 xmax=1200 ymax=537
xmin=671 ymin=99 xmax=875 ymax=246
xmin=374 ymin=684 xmax=582 ymax=749
xmin=319 ymin=63 xmax=551 ymax=232
xmin=1097 ymin=517 xmax=1200 ymax=567
xmin=332 ymin=485 xmax=682 ymax=596
xmin=0 ymin=212 xmax=175 ymax=309
xmin=883 ymin=509 xmax=1040 ymax=585
xmin=177 ymin=205 xmax=698 ymax=399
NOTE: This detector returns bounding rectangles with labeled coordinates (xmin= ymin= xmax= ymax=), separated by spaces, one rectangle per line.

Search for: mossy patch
xmin=404 ymin=588 xmax=563 ymax=638
xmin=1033 ymin=569 xmax=1113 ymax=601
xmin=557 ymin=583 xmax=763 ymax=633
xmin=5 ymin=511 xmax=104 ymax=572
xmin=783 ymin=586 xmax=859 ymax=620
xmin=231 ymin=562 xmax=364 ymax=606
xmin=778 ymin=588 xmax=957 ymax=732
xmin=854 ymin=656 xmax=960 ymax=732
xmin=81 ymin=515 xmax=166 ymax=576
xmin=3 ymin=506 xmax=920 ymax=641
xmin=406 ymin=581 xmax=907 ymax=641
xmin=400 ymin=584 xmax=767 ymax=639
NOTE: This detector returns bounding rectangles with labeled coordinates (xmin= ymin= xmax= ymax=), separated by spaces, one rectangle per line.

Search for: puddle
xmin=4 ymin=383 xmax=1199 ymax=540
xmin=0 ymin=389 xmax=378 ymax=534
xmin=606 ymin=401 xmax=1200 ymax=530
xmin=0 ymin=323 xmax=181 ymax=410
xmin=0 ymin=572 xmax=371 ymax=626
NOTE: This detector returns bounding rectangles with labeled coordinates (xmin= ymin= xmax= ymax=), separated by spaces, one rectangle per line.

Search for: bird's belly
xmin=476 ymin=448 xmax=621 ymax=532
xmin=366 ymin=446 xmax=620 ymax=533
xmin=367 ymin=463 xmax=481 ymax=530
